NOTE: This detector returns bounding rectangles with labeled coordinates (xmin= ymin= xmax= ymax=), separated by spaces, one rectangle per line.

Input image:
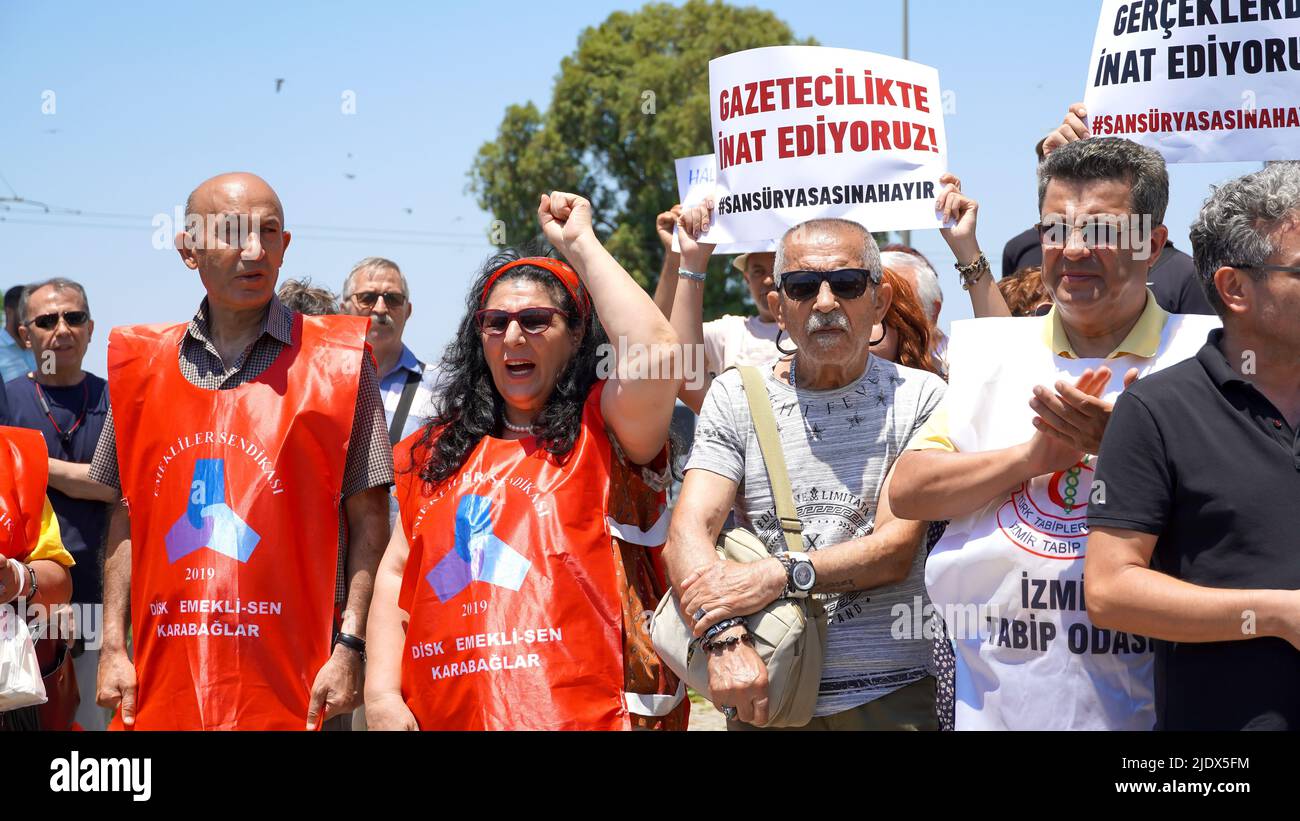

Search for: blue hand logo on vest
xmin=426 ymin=495 xmax=531 ymax=602
xmin=165 ymin=459 xmax=261 ymax=563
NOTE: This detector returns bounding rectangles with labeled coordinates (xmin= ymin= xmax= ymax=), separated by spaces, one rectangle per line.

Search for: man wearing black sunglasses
xmin=5 ymin=277 xmax=115 ymax=729
xmin=666 ymin=208 xmax=947 ymax=730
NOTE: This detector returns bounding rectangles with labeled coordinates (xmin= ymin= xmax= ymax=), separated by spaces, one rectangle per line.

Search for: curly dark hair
xmin=411 ymin=247 xmax=606 ymax=491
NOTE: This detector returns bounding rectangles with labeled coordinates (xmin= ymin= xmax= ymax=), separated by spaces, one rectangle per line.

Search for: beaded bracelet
xmin=704 ymin=632 xmax=755 ymax=654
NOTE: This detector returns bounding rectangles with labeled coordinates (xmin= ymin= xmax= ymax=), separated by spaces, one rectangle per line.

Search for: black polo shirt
xmin=1089 ymin=329 xmax=1300 ymax=730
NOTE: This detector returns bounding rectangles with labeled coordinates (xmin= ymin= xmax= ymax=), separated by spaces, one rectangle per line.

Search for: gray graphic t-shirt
xmin=686 ymin=356 xmax=945 ymax=717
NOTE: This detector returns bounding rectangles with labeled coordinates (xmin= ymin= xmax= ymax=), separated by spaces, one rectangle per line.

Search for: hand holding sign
xmin=676 ymin=199 xmax=717 ymax=274
xmin=936 ymin=172 xmax=982 ymax=266
xmin=1042 ymin=103 xmax=1090 ymax=159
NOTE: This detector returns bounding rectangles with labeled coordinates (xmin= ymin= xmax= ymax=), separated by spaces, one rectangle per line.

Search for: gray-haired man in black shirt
xmin=1086 ymin=162 xmax=1300 ymax=730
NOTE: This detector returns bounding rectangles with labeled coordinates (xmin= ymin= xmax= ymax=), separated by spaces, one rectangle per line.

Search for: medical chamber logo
xmin=427 ymin=494 xmax=531 ymax=602
xmin=165 ymin=459 xmax=261 ymax=563
xmin=996 ymin=460 xmax=1095 ymax=560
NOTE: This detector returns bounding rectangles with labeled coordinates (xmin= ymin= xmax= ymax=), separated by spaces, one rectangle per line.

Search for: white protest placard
xmin=1083 ymin=1 xmax=1300 ymax=163
xmin=671 ymin=153 xmax=773 ymax=254
xmin=700 ymin=45 xmax=948 ymax=245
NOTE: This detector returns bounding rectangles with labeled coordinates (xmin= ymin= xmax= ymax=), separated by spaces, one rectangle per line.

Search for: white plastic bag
xmin=0 ymin=603 xmax=47 ymax=712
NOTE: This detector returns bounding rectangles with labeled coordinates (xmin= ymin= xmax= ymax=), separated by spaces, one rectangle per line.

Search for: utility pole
xmin=900 ymin=0 xmax=911 ymax=248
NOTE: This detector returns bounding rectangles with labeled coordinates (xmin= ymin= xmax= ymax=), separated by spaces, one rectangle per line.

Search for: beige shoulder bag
xmin=650 ymin=365 xmax=825 ymax=727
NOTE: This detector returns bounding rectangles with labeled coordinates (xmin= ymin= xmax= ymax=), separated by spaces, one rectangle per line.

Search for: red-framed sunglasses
xmin=474 ymin=306 xmax=566 ymax=335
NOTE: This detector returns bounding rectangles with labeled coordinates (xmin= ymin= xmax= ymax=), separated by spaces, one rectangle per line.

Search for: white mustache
xmin=805 ymin=311 xmax=850 ymax=334
xmin=369 ymin=313 xmax=395 ymax=328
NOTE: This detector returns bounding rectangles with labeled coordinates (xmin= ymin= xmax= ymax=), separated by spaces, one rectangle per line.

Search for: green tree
xmin=468 ymin=0 xmax=813 ymax=319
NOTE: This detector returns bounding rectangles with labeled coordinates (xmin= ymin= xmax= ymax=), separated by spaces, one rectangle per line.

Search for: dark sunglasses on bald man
xmin=26 ymin=311 xmax=90 ymax=330
xmin=351 ymin=291 xmax=408 ymax=309
xmin=777 ymin=268 xmax=876 ymax=302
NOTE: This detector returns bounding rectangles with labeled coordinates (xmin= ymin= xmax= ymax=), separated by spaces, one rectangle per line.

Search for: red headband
xmin=480 ymin=257 xmax=590 ymax=318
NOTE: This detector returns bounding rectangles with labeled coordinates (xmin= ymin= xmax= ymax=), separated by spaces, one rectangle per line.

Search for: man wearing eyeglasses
xmin=1001 ymin=106 xmax=1213 ymax=316
xmin=663 ymin=205 xmax=946 ymax=729
xmin=340 ymin=258 xmax=439 ymax=446
xmin=1 ymin=286 xmax=37 ymax=384
xmin=89 ymin=172 xmax=393 ymax=731
xmin=1086 ymin=161 xmax=1300 ymax=731
xmin=4 ymin=277 xmax=115 ymax=729
xmin=888 ymin=137 xmax=1219 ymax=730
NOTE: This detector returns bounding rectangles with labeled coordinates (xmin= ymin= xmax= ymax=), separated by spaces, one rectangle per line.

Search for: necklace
xmin=502 ymin=418 xmax=534 ymax=434
xmin=30 ymin=375 xmax=90 ymax=451
xmin=788 ymin=354 xmax=798 ymax=389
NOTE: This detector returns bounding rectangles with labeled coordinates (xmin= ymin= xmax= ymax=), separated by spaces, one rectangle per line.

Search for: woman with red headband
xmin=365 ymin=191 xmax=689 ymax=730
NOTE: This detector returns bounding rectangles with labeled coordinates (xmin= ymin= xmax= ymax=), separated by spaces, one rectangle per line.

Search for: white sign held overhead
xmin=1083 ymin=1 xmax=1300 ymax=163
xmin=700 ymin=45 xmax=949 ymax=245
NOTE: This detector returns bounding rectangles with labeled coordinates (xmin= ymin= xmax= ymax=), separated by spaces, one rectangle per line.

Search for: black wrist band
xmin=702 ymin=617 xmax=747 ymax=643
xmin=334 ymin=632 xmax=366 ymax=658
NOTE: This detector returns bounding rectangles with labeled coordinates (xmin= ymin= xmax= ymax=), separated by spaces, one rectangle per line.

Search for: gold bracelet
xmin=955 ymin=252 xmax=990 ymax=291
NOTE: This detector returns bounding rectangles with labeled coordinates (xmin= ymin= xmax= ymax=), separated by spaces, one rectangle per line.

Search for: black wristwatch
xmin=333 ymin=631 xmax=366 ymax=661
xmin=778 ymin=552 xmax=816 ymax=598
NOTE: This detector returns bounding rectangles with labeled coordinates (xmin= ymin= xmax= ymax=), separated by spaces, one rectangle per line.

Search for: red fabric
xmin=394 ymin=384 xmax=628 ymax=730
xmin=106 ymin=313 xmax=366 ymax=730
xmin=479 ymin=257 xmax=590 ymax=318
xmin=0 ymin=426 xmax=48 ymax=560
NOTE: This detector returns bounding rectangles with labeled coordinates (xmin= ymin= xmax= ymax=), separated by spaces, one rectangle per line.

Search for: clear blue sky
xmin=0 ymin=0 xmax=1257 ymax=376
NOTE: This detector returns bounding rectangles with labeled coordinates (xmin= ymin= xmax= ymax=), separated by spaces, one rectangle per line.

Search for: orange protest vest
xmin=395 ymin=383 xmax=684 ymax=730
xmin=107 ymin=313 xmax=366 ymax=730
xmin=0 ymin=426 xmax=48 ymax=561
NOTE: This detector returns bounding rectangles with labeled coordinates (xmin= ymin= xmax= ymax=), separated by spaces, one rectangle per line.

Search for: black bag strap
xmin=388 ymin=367 xmax=424 ymax=446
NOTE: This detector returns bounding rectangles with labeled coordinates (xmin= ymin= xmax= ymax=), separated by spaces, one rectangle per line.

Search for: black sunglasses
xmin=27 ymin=311 xmax=90 ymax=330
xmin=778 ymin=269 xmax=875 ymax=302
xmin=351 ymin=290 xmax=408 ymax=309
xmin=475 ymin=307 xmax=565 ymax=335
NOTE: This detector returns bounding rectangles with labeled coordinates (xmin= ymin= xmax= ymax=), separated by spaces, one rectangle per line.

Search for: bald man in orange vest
xmin=90 ymin=173 xmax=393 ymax=730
